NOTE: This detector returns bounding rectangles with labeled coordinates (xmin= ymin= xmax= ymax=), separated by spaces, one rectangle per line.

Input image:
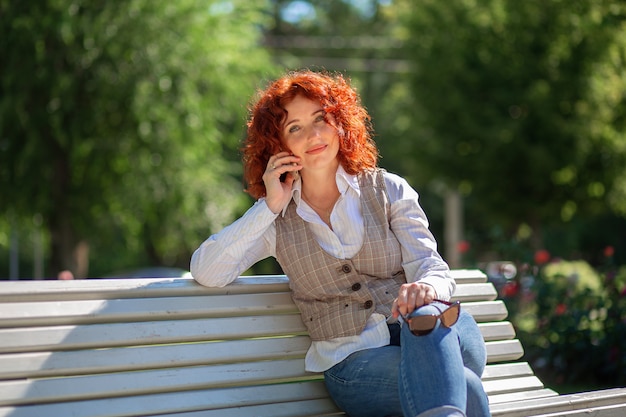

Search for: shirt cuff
xmin=418 ymin=275 xmax=455 ymax=301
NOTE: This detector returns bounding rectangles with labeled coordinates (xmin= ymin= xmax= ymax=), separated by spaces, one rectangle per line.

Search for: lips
xmin=306 ymin=144 xmax=327 ymax=154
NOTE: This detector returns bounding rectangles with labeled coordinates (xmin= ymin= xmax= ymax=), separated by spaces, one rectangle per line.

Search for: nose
xmin=306 ymin=123 xmax=323 ymax=140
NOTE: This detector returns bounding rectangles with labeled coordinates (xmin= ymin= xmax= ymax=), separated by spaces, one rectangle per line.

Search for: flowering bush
xmin=513 ymin=259 xmax=626 ymax=390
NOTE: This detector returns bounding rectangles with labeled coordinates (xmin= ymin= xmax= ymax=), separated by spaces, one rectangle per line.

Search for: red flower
xmin=604 ymin=246 xmax=615 ymax=258
xmin=534 ymin=249 xmax=551 ymax=265
xmin=502 ymin=281 xmax=519 ymax=298
xmin=555 ymin=303 xmax=567 ymax=315
xmin=457 ymin=240 xmax=470 ymax=254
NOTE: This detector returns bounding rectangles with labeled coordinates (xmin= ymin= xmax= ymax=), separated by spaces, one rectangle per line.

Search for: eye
xmin=288 ymin=125 xmax=301 ymax=134
xmin=315 ymin=114 xmax=325 ymax=123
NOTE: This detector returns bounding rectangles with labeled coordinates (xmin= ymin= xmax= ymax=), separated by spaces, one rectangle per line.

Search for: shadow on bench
xmin=0 ymin=269 xmax=624 ymax=416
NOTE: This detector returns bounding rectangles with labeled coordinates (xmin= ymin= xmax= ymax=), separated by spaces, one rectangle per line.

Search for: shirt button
xmin=364 ymin=300 xmax=373 ymax=309
xmin=351 ymin=283 xmax=361 ymax=291
xmin=342 ymin=264 xmax=352 ymax=273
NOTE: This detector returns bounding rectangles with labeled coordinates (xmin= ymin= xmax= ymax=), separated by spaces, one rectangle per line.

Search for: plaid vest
xmin=275 ymin=169 xmax=406 ymax=341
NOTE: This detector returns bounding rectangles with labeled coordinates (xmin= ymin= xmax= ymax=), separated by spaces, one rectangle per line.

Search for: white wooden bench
xmin=0 ymin=269 xmax=624 ymax=417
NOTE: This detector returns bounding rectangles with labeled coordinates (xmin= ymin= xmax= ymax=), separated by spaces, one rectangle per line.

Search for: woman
xmin=191 ymin=70 xmax=490 ymax=417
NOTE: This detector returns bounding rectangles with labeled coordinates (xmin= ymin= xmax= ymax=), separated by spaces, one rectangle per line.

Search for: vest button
xmin=364 ymin=300 xmax=373 ymax=309
xmin=341 ymin=264 xmax=352 ymax=273
xmin=351 ymin=283 xmax=361 ymax=291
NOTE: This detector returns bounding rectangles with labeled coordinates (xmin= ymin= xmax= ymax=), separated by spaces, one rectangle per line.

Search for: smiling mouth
xmin=306 ymin=144 xmax=327 ymax=154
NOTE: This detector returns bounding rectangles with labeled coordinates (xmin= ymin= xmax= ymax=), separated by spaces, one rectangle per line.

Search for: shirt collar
xmin=281 ymin=165 xmax=360 ymax=217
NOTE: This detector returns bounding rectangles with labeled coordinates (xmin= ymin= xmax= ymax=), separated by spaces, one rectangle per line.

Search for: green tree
xmin=403 ymin=0 xmax=626 ymax=255
xmin=0 ymin=0 xmax=277 ymax=277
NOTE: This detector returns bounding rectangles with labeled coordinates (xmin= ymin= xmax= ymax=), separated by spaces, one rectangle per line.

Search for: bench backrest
xmin=0 ymin=270 xmax=556 ymax=417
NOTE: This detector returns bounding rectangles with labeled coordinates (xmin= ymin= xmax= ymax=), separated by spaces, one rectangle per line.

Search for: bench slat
xmin=485 ymin=340 xmax=524 ymax=363
xmin=0 ymin=381 xmax=339 ymax=417
xmin=156 ymin=399 xmax=344 ymax=417
xmin=451 ymin=283 xmax=498 ymax=302
xmin=0 ymin=316 xmax=515 ymax=358
xmin=530 ymin=403 xmax=626 ymax=417
xmin=489 ymin=388 xmax=559 ymax=405
xmin=0 ymin=276 xmax=291 ymax=302
xmin=0 ymin=293 xmax=301 ymax=328
xmin=0 ymin=358 xmax=322 ymax=407
xmin=447 ymin=269 xmax=488 ymax=284
xmin=462 ymin=301 xmax=509 ymax=322
xmin=545 ymin=403 xmax=626 ymax=417
xmin=0 ymin=297 xmax=507 ymax=331
xmin=0 ymin=336 xmax=312 ymax=379
xmin=482 ymin=362 xmax=535 ymax=380
xmin=480 ymin=321 xmax=516 ymax=341
xmin=490 ymin=388 xmax=626 ymax=417
xmin=0 ymin=315 xmax=308 ymax=353
xmin=483 ymin=376 xmax=546 ymax=396
xmin=0 ymin=270 xmax=488 ymax=303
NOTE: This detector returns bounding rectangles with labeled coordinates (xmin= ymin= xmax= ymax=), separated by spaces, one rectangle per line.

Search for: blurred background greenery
xmin=2 ymin=0 xmax=626 ymax=393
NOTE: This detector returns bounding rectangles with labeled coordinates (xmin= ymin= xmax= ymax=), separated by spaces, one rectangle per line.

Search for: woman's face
xmin=281 ymin=94 xmax=340 ymax=173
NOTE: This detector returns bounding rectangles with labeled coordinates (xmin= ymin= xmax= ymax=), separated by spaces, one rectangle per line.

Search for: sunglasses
xmin=402 ymin=300 xmax=461 ymax=336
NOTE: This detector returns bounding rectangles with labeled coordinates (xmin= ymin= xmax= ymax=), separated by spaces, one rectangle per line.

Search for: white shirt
xmin=191 ymin=166 xmax=455 ymax=372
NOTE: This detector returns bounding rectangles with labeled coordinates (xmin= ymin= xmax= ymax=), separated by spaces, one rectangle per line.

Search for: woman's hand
xmin=392 ymin=282 xmax=437 ymax=319
xmin=263 ymin=152 xmax=302 ymax=214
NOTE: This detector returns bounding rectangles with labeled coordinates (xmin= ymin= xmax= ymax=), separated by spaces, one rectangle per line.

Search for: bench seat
xmin=0 ymin=269 xmax=624 ymax=416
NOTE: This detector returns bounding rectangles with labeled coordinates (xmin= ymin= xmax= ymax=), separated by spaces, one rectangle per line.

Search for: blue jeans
xmin=323 ymin=302 xmax=491 ymax=417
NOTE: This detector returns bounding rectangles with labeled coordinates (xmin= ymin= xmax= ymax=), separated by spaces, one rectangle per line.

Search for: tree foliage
xmin=0 ymin=0 xmax=277 ymax=277
xmin=3 ymin=0 xmax=626 ymax=278
xmin=403 ymin=0 xmax=626 ymax=249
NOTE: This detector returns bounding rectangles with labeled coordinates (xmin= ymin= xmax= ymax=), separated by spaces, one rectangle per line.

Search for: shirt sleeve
xmin=190 ymin=199 xmax=278 ymax=287
xmin=383 ymin=172 xmax=456 ymax=300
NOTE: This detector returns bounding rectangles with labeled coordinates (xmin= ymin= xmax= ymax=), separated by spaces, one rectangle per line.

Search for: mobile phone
xmin=280 ymin=164 xmax=300 ymax=182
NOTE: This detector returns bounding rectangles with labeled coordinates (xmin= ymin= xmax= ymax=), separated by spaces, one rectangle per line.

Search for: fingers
xmin=395 ymin=283 xmax=436 ymax=317
xmin=266 ymin=152 xmax=301 ymax=175
xmin=263 ymin=152 xmax=302 ymax=214
xmin=391 ymin=298 xmax=400 ymax=319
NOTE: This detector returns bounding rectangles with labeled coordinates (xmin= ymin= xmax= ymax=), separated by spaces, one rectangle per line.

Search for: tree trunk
xmin=47 ymin=139 xmax=90 ymax=278
xmin=444 ymin=188 xmax=463 ymax=268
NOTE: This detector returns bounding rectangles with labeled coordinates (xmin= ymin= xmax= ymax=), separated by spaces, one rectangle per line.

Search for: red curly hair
xmin=242 ymin=69 xmax=379 ymax=199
